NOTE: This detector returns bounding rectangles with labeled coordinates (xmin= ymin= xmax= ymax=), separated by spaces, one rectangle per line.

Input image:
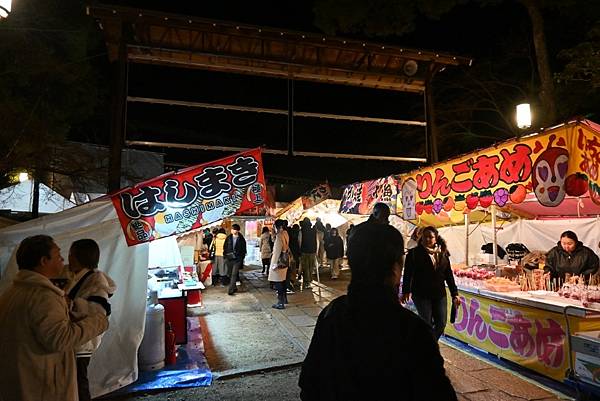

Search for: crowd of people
xmin=7 ymin=202 xmax=598 ymax=400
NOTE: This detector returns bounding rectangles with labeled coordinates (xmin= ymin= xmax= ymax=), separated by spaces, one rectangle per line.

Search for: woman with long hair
xmin=400 ymin=226 xmax=459 ymax=340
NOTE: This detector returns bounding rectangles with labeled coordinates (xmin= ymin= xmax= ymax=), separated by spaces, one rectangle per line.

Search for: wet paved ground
xmin=109 ymin=263 xmax=574 ymax=400
xmin=244 ymin=264 xmax=572 ymax=401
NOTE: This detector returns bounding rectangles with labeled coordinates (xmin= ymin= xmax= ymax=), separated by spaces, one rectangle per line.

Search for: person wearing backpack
xmin=269 ymin=219 xmax=290 ymax=309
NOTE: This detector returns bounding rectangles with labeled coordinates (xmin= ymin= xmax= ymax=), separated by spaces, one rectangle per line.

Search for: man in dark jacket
xmin=299 ymin=223 xmax=456 ymax=401
xmin=299 ymin=218 xmax=317 ymax=290
xmin=324 ymin=228 xmax=344 ymax=279
xmin=347 ymin=202 xmax=390 ymax=251
xmin=223 ymin=224 xmax=247 ymax=295
xmin=288 ymin=224 xmax=301 ymax=291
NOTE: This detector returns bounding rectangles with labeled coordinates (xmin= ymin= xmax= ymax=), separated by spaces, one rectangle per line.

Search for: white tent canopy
xmin=0 ymin=199 xmax=156 ymax=398
xmin=438 ymin=217 xmax=600 ymax=266
xmin=0 ymin=180 xmax=75 ymax=213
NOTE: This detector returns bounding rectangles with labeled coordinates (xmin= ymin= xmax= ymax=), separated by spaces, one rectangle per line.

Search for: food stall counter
xmin=446 ymin=285 xmax=600 ymax=383
xmin=457 ymin=285 xmax=599 ymax=318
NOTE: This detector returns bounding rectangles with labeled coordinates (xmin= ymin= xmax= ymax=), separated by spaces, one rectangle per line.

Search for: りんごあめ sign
xmin=112 ymin=148 xmax=266 ymax=246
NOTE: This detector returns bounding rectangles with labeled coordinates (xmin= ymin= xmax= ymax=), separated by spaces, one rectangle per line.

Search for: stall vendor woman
xmin=545 ymin=231 xmax=600 ymax=279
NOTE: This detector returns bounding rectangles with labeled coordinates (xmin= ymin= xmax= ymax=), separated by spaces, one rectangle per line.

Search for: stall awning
xmin=397 ymin=119 xmax=600 ymax=226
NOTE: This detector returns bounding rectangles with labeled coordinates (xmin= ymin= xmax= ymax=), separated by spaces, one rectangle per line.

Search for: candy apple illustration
xmin=478 ymin=190 xmax=493 ymax=208
xmin=442 ymin=196 xmax=455 ymax=212
xmin=415 ymin=202 xmax=425 ymax=215
xmin=423 ymin=201 xmax=434 ymax=214
xmin=453 ymin=194 xmax=466 ymax=211
xmin=509 ymin=184 xmax=527 ymax=204
xmin=564 ymin=173 xmax=588 ymax=197
xmin=466 ymin=193 xmax=479 ymax=210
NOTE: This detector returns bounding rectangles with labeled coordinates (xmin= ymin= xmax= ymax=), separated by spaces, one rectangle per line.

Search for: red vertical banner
xmin=111 ymin=148 xmax=267 ymax=246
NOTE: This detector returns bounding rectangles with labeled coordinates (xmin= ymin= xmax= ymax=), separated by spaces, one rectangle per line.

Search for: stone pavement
xmin=241 ymin=264 xmax=573 ymax=401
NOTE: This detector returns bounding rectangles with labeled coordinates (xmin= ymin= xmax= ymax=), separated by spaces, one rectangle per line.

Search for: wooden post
xmin=108 ymin=25 xmax=128 ymax=192
xmin=287 ymin=78 xmax=294 ymax=157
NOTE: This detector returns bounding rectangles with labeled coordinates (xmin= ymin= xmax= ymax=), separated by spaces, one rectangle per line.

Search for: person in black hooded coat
xmin=299 ymin=223 xmax=456 ymax=401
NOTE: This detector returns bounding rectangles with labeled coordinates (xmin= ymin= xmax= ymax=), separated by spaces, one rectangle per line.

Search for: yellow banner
xmin=445 ymin=291 xmax=600 ymax=381
xmin=398 ymin=131 xmax=572 ymax=217
xmin=568 ymin=124 xmax=600 ymax=200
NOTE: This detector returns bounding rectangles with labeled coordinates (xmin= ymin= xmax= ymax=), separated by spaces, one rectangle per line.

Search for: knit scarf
xmin=425 ymin=245 xmax=440 ymax=269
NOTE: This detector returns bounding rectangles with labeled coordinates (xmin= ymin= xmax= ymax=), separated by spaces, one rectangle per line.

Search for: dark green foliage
xmin=0 ymin=0 xmax=106 ymax=185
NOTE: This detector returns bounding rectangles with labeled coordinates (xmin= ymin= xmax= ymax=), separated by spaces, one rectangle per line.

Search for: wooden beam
xmin=125 ymin=140 xmax=428 ymax=162
xmin=127 ymin=96 xmax=427 ymax=126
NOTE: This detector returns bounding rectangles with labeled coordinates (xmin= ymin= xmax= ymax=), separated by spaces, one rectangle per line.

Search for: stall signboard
xmin=569 ymin=123 xmax=600 ymax=203
xmin=275 ymin=183 xmax=331 ymax=224
xmin=301 ymin=183 xmax=331 ymax=210
xmin=339 ymin=175 xmax=399 ymax=215
xmin=397 ymin=120 xmax=600 ymax=220
xmin=277 ymin=198 xmax=304 ymax=224
xmin=236 ymin=184 xmax=276 ymax=216
xmin=112 ymin=148 xmax=267 ymax=246
xmin=445 ymin=290 xmax=600 ymax=381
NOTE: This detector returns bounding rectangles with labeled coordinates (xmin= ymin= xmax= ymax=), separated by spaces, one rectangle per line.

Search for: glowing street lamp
xmin=516 ymin=103 xmax=532 ymax=129
xmin=18 ymin=172 xmax=28 ymax=182
xmin=0 ymin=0 xmax=11 ymax=18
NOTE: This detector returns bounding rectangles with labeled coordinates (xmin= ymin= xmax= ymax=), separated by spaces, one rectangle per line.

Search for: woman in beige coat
xmin=211 ymin=228 xmax=228 ymax=285
xmin=259 ymin=227 xmax=273 ymax=274
xmin=269 ymin=219 xmax=290 ymax=309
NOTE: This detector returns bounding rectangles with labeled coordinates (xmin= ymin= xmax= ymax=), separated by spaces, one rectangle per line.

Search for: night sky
xmin=101 ymin=0 xmax=597 ymax=199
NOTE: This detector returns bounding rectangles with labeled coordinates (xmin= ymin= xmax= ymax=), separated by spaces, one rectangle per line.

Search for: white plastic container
xmin=138 ymin=296 xmax=165 ymax=371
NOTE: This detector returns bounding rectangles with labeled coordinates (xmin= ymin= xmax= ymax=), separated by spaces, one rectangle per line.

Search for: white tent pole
xmin=464 ymin=213 xmax=469 ymax=265
xmin=491 ymin=205 xmax=498 ymax=265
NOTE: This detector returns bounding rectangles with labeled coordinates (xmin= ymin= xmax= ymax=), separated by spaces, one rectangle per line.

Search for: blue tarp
xmin=107 ymin=317 xmax=212 ymax=396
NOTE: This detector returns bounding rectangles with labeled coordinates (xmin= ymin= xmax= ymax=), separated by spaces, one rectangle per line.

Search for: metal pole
xmin=464 ymin=213 xmax=469 ymax=266
xmin=491 ymin=205 xmax=498 ymax=265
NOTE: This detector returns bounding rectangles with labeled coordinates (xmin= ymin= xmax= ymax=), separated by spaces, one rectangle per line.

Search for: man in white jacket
xmin=65 ymin=239 xmax=116 ymax=401
xmin=0 ymin=235 xmax=108 ymax=401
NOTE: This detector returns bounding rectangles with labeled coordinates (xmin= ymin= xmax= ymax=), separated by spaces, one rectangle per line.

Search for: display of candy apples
xmin=453 ymin=266 xmax=495 ymax=280
xmin=559 ymin=283 xmax=600 ymax=304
